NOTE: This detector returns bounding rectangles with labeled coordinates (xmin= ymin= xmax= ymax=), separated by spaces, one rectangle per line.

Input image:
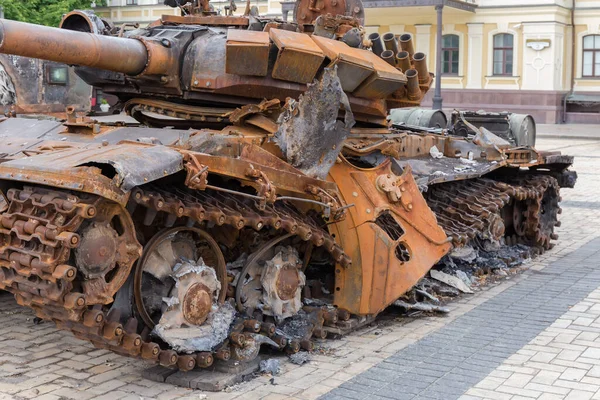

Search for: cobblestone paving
xmin=463 ymin=286 xmax=600 ymax=400
xmin=323 ymin=238 xmax=600 ymax=400
xmin=0 ymin=137 xmax=596 ymax=400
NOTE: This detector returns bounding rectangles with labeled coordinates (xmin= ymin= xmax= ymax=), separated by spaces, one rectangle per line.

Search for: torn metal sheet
xmin=0 ymin=143 xmax=184 ymax=191
xmin=392 ymin=157 xmax=503 ymax=190
xmin=274 ymin=67 xmax=355 ymax=179
xmin=393 ymin=299 xmax=449 ymax=313
xmin=429 ymin=269 xmax=473 ymax=294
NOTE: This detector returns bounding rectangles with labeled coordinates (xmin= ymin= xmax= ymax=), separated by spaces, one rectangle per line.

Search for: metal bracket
xmin=184 ymin=155 xmax=209 ymax=190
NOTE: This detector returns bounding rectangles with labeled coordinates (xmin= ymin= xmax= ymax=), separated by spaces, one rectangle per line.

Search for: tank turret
xmin=0 ymin=1 xmax=432 ymax=128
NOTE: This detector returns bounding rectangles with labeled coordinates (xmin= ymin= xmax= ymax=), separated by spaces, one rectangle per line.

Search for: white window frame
xmin=577 ymin=26 xmax=600 ymax=79
xmin=441 ymin=26 xmax=465 ymax=77
xmin=487 ymin=27 xmax=519 ymax=78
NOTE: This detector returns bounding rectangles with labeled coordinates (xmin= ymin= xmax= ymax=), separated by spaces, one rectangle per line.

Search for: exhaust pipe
xmin=400 ymin=34 xmax=415 ymax=57
xmin=368 ymin=32 xmax=385 ymax=57
xmin=406 ymin=69 xmax=421 ymax=100
xmin=413 ymin=52 xmax=429 ymax=83
xmin=382 ymin=32 xmax=399 ymax=54
xmin=381 ymin=50 xmax=396 ymax=67
xmin=396 ymin=51 xmax=411 ymax=72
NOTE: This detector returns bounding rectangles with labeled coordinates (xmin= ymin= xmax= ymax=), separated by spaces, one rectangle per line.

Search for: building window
xmin=126 ymin=0 xmax=138 ymax=5
xmin=442 ymin=34 xmax=459 ymax=75
xmin=493 ymin=33 xmax=514 ymax=76
xmin=46 ymin=66 xmax=68 ymax=85
xmin=583 ymin=35 xmax=600 ymax=78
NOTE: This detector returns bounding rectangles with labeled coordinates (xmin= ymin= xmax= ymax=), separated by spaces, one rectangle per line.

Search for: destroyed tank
xmin=0 ymin=0 xmax=575 ymax=371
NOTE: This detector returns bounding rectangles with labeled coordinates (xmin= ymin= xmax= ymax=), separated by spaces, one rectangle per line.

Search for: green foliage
xmin=0 ymin=0 xmax=108 ymax=27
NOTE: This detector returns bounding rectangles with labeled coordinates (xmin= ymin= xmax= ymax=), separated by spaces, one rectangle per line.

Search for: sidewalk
xmin=537 ymin=124 xmax=600 ymax=140
xmin=323 ymin=238 xmax=600 ymax=400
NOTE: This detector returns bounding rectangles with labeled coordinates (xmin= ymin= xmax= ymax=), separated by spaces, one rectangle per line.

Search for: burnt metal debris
xmin=0 ymin=0 xmax=575 ymax=376
xmin=0 ymin=54 xmax=91 ymax=117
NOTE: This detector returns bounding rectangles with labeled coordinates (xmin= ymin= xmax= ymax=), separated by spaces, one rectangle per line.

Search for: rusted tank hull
xmin=0 ymin=0 xmax=576 ymax=378
xmin=0 ymin=113 xmax=574 ymax=372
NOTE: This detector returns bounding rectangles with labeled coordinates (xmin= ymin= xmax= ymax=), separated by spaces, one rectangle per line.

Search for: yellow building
xmin=93 ymin=0 xmax=179 ymax=25
xmin=94 ymin=0 xmax=598 ymax=123
xmin=94 ymin=0 xmax=283 ymax=26
xmin=362 ymin=0 xmax=600 ymax=123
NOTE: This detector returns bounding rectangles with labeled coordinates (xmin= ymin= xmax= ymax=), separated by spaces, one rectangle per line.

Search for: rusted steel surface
xmin=0 ymin=142 xmax=183 ymax=192
xmin=294 ymin=0 xmax=349 ymax=24
xmin=270 ymin=28 xmax=326 ymax=84
xmin=293 ymin=0 xmax=365 ymax=24
xmin=426 ymin=175 xmax=560 ymax=249
xmin=180 ymin=147 xmax=340 ymax=198
xmin=312 ymin=35 xmax=374 ymax=92
xmin=0 ymin=0 xmax=576 ymax=378
xmin=225 ymin=30 xmax=270 ymax=77
xmin=328 ymin=160 xmax=451 ymax=315
xmin=0 ymin=55 xmax=91 ymax=116
xmin=0 ymin=187 xmax=141 ymax=307
xmin=161 ymin=14 xmax=250 ymax=26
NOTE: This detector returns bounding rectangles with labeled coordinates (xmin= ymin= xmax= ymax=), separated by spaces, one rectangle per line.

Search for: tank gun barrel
xmin=0 ymin=19 xmax=150 ymax=75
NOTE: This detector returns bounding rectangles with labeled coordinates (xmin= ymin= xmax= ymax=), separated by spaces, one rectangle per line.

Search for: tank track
xmin=0 ymin=184 xmax=352 ymax=371
xmin=426 ymin=175 xmax=561 ymax=250
xmin=0 ymin=175 xmax=561 ymax=371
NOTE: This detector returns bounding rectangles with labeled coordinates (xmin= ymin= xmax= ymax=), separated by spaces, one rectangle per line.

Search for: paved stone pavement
xmin=463 ymin=285 xmax=600 ymax=400
xmin=0 ymin=137 xmax=597 ymax=400
xmin=537 ymin=124 xmax=600 ymax=140
xmin=324 ymin=239 xmax=600 ymax=400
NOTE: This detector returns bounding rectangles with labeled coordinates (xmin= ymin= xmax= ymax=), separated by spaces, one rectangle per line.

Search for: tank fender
xmin=0 ymin=142 xmax=184 ymax=194
xmin=74 ymin=144 xmax=184 ymax=191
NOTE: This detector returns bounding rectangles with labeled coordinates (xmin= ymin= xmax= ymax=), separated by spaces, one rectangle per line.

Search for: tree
xmin=0 ymin=0 xmax=107 ymax=27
